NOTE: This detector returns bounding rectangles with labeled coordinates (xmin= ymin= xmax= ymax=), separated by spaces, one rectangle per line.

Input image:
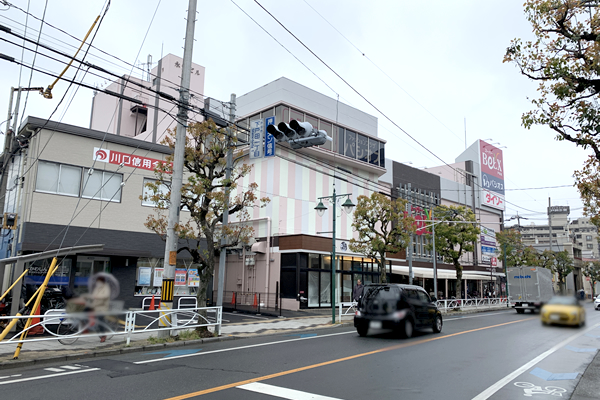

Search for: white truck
xmin=507 ymin=266 xmax=554 ymax=314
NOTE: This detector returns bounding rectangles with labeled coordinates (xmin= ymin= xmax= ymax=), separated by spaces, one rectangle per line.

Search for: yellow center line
xmin=164 ymin=317 xmax=535 ymax=400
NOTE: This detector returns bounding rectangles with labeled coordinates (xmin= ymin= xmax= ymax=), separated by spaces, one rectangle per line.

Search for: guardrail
xmin=436 ymin=297 xmax=508 ymax=311
xmin=0 ymin=305 xmax=222 ymax=346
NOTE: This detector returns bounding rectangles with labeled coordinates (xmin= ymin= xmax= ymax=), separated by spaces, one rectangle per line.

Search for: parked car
xmin=540 ymin=296 xmax=585 ymax=327
xmin=354 ymin=284 xmax=443 ymax=338
xmin=594 ymin=295 xmax=600 ymax=311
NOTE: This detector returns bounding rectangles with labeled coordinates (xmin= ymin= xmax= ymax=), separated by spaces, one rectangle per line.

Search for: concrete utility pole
xmin=162 ymin=0 xmax=197 ymax=308
xmin=407 ymin=183 xmax=413 ymax=285
xmin=215 ymin=93 xmax=235 ymax=336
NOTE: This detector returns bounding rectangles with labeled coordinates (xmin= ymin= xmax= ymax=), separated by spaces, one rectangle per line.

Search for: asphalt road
xmin=1 ymin=303 xmax=599 ymax=400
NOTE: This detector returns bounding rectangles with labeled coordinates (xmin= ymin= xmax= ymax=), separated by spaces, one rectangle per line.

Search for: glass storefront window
xmin=308 ymin=271 xmax=319 ymax=307
xmin=380 ymin=142 xmax=385 ymax=168
xmin=320 ymin=271 xmax=331 ymax=306
xmin=342 ymin=274 xmax=352 ymax=302
xmin=342 ymin=259 xmax=351 ymax=271
xmin=262 ymin=107 xmax=275 ymax=118
xmin=74 ymin=256 xmax=110 ymax=294
xmin=323 ymin=255 xmax=331 ymax=271
xmin=24 ymin=258 xmax=71 ymax=287
xmin=308 ymin=254 xmax=320 ymax=268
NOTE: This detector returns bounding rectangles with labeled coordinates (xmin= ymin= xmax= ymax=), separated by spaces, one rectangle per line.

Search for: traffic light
xmin=266 ymin=120 xmax=332 ymax=149
xmin=2 ymin=213 xmax=17 ymax=230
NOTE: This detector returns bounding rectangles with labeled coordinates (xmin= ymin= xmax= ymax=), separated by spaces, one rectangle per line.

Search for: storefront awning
xmin=391 ymin=266 xmax=505 ymax=280
xmin=391 ymin=266 xmax=456 ymax=279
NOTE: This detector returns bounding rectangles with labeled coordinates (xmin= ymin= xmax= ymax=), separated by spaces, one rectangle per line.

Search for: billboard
xmin=479 ymin=140 xmax=505 ymax=210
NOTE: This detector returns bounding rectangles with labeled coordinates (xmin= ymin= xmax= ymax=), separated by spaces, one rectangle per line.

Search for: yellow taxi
xmin=541 ymin=296 xmax=585 ymax=327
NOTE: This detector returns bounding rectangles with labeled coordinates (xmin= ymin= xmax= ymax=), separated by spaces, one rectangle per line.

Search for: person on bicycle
xmin=91 ymin=276 xmax=111 ymax=342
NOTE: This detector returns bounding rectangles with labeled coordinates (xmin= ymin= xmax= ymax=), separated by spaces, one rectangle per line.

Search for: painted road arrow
xmin=530 ymin=367 xmax=578 ymax=381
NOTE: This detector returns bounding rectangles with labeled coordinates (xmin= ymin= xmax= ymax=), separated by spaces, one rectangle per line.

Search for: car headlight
xmin=393 ymin=309 xmax=407 ymax=320
xmin=571 ymin=311 xmax=578 ymax=317
xmin=355 ymin=310 xmax=362 ymax=317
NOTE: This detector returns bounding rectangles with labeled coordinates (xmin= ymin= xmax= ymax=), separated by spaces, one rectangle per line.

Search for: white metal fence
xmin=436 ymin=297 xmax=509 ymax=311
xmin=0 ymin=305 xmax=222 ymax=346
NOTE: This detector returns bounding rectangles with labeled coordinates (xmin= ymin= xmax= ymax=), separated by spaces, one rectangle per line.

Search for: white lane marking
xmin=135 ymin=331 xmax=356 ymax=365
xmin=444 ymin=311 xmax=512 ymax=321
xmin=60 ymin=365 xmax=81 ymax=370
xmin=238 ymin=382 xmax=343 ymax=400
xmin=472 ymin=322 xmax=600 ymax=400
xmin=0 ymin=374 xmax=22 ymax=379
xmin=44 ymin=368 xmax=64 ymax=373
xmin=0 ymin=368 xmax=100 ymax=385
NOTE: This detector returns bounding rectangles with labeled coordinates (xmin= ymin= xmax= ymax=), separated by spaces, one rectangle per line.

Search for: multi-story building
xmin=519 ymin=206 xmax=585 ymax=295
xmin=570 ymin=217 xmax=600 ymax=259
xmin=0 ymin=68 xmax=509 ymax=315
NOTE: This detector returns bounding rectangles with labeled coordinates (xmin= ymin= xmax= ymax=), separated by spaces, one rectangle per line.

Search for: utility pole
xmin=215 ymin=93 xmax=235 ymax=336
xmin=407 ymin=183 xmax=413 ymax=285
xmin=162 ymin=0 xmax=197 ymax=323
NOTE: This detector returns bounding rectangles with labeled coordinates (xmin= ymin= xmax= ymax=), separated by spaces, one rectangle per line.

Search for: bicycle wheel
xmin=57 ymin=318 xmax=80 ymax=345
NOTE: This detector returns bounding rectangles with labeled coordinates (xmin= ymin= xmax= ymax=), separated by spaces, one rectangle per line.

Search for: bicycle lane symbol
xmin=514 ymin=382 xmax=567 ymax=397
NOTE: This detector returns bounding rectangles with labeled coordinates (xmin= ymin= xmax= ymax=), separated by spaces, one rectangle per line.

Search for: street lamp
xmin=315 ymin=187 xmax=355 ymax=324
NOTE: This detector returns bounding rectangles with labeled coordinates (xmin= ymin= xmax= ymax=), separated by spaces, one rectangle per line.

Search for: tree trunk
xmin=195 ymin=270 xmax=211 ymax=334
xmin=380 ymin=256 xmax=387 ymax=284
xmin=454 ymin=260 xmax=462 ymax=303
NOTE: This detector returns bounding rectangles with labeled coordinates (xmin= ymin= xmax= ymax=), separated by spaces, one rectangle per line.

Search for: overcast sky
xmin=0 ymin=0 xmax=589 ymax=226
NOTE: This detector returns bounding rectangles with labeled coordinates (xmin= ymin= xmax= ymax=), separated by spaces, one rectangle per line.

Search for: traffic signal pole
xmin=161 ymin=0 xmax=197 ymax=336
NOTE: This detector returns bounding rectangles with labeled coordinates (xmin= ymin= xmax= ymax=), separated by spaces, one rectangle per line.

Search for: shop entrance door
xmin=74 ymin=256 xmax=110 ymax=294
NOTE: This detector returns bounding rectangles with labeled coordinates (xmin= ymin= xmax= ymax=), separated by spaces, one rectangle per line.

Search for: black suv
xmin=354 ymin=284 xmax=443 ymax=338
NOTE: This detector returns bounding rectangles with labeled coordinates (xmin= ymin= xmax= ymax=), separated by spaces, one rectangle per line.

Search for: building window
xmin=357 ymin=134 xmax=368 ymax=163
xmin=588 ymin=244 xmax=594 ymax=249
xmin=36 ymin=161 xmax=81 ymax=196
xmin=82 ymin=169 xmax=123 ymax=202
xmin=337 ymin=126 xmax=344 ymax=155
xmin=380 ymin=142 xmax=385 ymax=168
xmin=142 ymin=177 xmax=168 ymax=207
xmin=368 ymin=138 xmax=379 ymax=166
xmin=586 ymin=235 xmax=593 ymax=241
xmin=345 ymin=130 xmax=356 ymax=158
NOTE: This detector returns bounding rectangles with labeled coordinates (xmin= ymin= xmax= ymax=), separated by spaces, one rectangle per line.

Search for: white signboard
xmin=482 ymin=189 xmax=505 ymax=211
xmin=250 ymin=119 xmax=264 ymax=159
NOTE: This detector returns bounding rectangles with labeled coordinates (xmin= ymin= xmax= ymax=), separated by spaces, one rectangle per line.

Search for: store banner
xmin=175 ymin=268 xmax=187 ymax=286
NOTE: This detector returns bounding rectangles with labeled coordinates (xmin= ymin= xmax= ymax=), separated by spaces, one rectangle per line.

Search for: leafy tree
xmin=536 ymin=249 xmax=557 ymax=271
xmin=350 ymin=192 xmax=415 ymax=283
xmin=553 ymin=250 xmax=575 ymax=294
xmin=496 ymin=229 xmax=540 ymax=268
xmin=426 ymin=205 xmax=480 ymax=299
xmin=143 ymin=120 xmax=269 ymax=317
xmin=583 ymin=260 xmax=600 ymax=298
xmin=504 ymin=1 xmax=600 ymax=225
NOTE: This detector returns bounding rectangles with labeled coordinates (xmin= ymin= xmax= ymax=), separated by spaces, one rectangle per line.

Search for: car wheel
xmin=516 ymin=308 xmax=525 ymax=314
xmin=356 ymin=325 xmax=368 ymax=337
xmin=432 ymin=315 xmax=442 ymax=333
xmin=401 ymin=318 xmax=414 ymax=339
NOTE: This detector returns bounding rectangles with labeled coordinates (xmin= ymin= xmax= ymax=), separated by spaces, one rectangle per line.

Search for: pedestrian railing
xmin=436 ymin=297 xmax=508 ymax=311
xmin=0 ymin=305 xmax=222 ymax=347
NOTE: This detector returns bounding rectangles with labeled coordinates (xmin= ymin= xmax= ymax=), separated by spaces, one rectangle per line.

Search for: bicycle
xmin=56 ymin=313 xmax=118 ymax=345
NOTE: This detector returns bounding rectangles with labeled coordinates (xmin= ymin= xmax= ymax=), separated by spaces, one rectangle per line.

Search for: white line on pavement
xmin=237 ymin=382 xmax=343 ymax=400
xmin=0 ymin=368 xmax=100 ymax=386
xmin=472 ymin=322 xmax=600 ymax=400
xmin=134 ymin=331 xmax=356 ymax=365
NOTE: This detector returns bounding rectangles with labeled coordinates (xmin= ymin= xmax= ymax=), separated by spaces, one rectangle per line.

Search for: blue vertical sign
xmin=265 ymin=116 xmax=275 ymax=158
xmin=250 ymin=119 xmax=264 ymax=160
